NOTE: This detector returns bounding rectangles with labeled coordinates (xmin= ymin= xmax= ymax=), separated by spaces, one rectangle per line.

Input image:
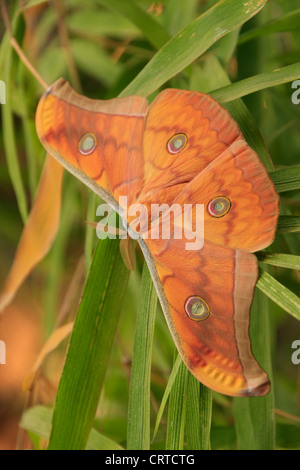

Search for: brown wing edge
xmin=44 ymin=77 xmax=148 ymax=116
xmin=232 ymin=250 xmax=270 ymax=397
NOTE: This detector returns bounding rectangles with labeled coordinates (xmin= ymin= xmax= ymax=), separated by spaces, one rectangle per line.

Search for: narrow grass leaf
xmin=234 ymin=289 xmax=275 ymax=450
xmin=20 ymin=406 xmax=53 ymax=442
xmin=277 ymin=215 xmax=300 ymax=234
xmin=270 ymin=165 xmax=300 ymax=193
xmin=186 ymin=376 xmax=212 ymax=450
xmin=185 ymin=375 xmax=201 ymax=450
xmin=18 ymin=63 xmax=41 ymax=199
xmin=257 ymin=270 xmax=300 ymax=322
xmin=1 ymin=30 xmax=28 ymax=222
xmin=84 ymin=193 xmax=98 ymax=275
xmin=20 ymin=406 xmax=123 ymax=450
xmin=22 ymin=0 xmax=48 ymax=8
xmin=127 ymin=263 xmax=157 ymax=450
xmin=47 ymin=235 xmax=130 ymax=450
xmin=257 ymin=252 xmax=300 ymax=271
xmin=95 ymin=0 xmax=170 ymax=49
xmin=239 ymin=8 xmax=300 ymax=44
xmin=86 ymin=429 xmax=124 ymax=451
xmin=211 ymin=62 xmax=300 ymax=104
xmin=210 ymin=28 xmax=241 ymax=64
xmin=163 ymin=0 xmax=199 ymax=35
xmin=21 ymin=117 xmax=39 ymax=198
xmin=121 ymin=0 xmax=269 ymax=97
xmin=199 ymin=384 xmax=212 ymax=450
xmin=166 ymin=359 xmax=188 ymax=450
xmin=152 ymin=353 xmax=181 ymax=441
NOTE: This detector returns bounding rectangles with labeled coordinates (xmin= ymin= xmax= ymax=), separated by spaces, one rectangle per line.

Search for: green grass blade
xmin=152 ymin=353 xmax=181 ymax=441
xmin=211 ymin=62 xmax=300 ymax=104
xmin=186 ymin=377 xmax=212 ymax=450
xmin=84 ymin=193 xmax=98 ymax=275
xmin=199 ymin=383 xmax=213 ymax=450
xmin=166 ymin=359 xmax=188 ymax=450
xmin=239 ymin=8 xmax=300 ymax=44
xmin=20 ymin=406 xmax=52 ymax=443
xmin=257 ymin=270 xmax=300 ymax=322
xmin=95 ymin=0 xmax=170 ymax=49
xmin=277 ymin=215 xmax=300 ymax=234
xmin=257 ymin=252 xmax=300 ymax=271
xmin=22 ymin=0 xmax=48 ymax=8
xmin=163 ymin=0 xmax=199 ymax=35
xmin=21 ymin=117 xmax=39 ymax=199
xmin=1 ymin=29 xmax=28 ymax=222
xmin=270 ymin=165 xmax=300 ymax=193
xmin=18 ymin=64 xmax=41 ymax=201
xmin=121 ymin=0 xmax=269 ymax=97
xmin=20 ymin=406 xmax=123 ymax=450
xmin=127 ymin=263 xmax=157 ymax=450
xmin=234 ymin=289 xmax=275 ymax=450
xmin=185 ymin=374 xmax=201 ymax=450
xmin=86 ymin=429 xmax=124 ymax=451
xmin=47 ymin=236 xmax=130 ymax=450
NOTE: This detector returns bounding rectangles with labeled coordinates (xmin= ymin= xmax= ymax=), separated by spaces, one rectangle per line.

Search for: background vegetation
xmin=0 ymin=0 xmax=300 ymax=450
